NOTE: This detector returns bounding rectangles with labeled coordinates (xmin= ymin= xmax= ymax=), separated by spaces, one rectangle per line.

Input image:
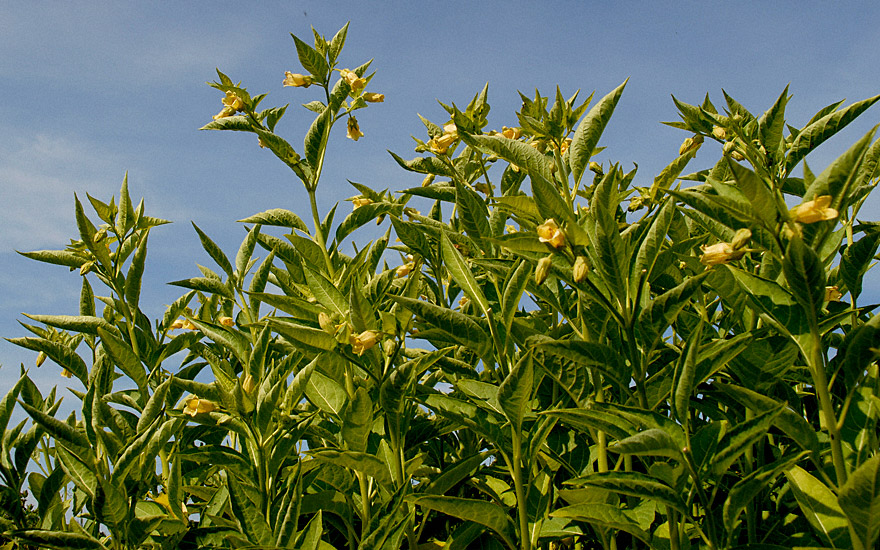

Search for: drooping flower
xmin=679 ymin=135 xmax=704 ymax=156
xmin=791 ymin=195 xmax=838 ymax=224
xmin=428 ymin=132 xmax=456 ymax=155
xmin=825 ymin=286 xmax=843 ymax=302
xmin=537 ymin=219 xmax=566 ymax=249
xmin=222 ymin=90 xmax=245 ymax=111
xmin=396 ymin=262 xmax=414 ymax=278
xmin=183 ymin=396 xmax=216 ymax=417
xmin=699 ymin=242 xmax=746 ymax=266
xmin=347 ymin=117 xmax=364 ymax=141
xmin=352 ymin=197 xmax=373 ymax=209
xmin=283 ymin=71 xmax=313 ymax=87
xmin=350 ymin=330 xmax=381 ymax=355
xmin=363 ymin=92 xmax=385 ymax=103
xmin=218 ymin=316 xmax=234 ymax=327
xmin=501 ymin=126 xmax=522 ymax=140
xmin=572 ymin=256 xmax=589 ymax=283
xmin=339 ymin=69 xmax=366 ymax=95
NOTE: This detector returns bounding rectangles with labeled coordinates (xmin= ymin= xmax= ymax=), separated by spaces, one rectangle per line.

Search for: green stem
xmin=510 ymin=434 xmax=531 ymax=550
xmin=808 ymin=327 xmax=848 ymax=486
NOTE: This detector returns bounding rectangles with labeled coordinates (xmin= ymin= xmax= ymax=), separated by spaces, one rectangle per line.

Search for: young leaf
xmin=569 ymin=79 xmax=627 ymax=186
xmin=192 ymin=222 xmax=234 ymax=279
xmin=498 ymin=353 xmax=533 ymax=431
xmin=441 ymin=231 xmax=491 ymax=319
xmin=239 ymin=209 xmax=310 ymax=233
xmin=785 ymin=465 xmax=850 ymax=548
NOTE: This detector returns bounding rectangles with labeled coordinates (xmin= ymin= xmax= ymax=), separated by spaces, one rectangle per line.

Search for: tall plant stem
xmin=307 ymin=186 xmax=336 ymax=278
xmin=510 ymin=433 xmax=531 ymax=550
xmin=807 ymin=327 xmax=848 ymax=486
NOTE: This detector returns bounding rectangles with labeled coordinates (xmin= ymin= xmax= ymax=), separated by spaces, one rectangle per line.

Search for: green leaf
xmin=124 ymin=232 xmax=148 ymax=311
xmin=16 ymin=249 xmax=88 ymax=268
xmin=838 ymin=454 xmax=880 ymax=550
xmin=569 ymin=471 xmax=687 ymax=514
xmin=137 ymin=376 xmax=173 ymax=433
xmin=55 ymin=444 xmax=97 ymax=498
xmin=98 ymin=327 xmax=148 ymax=391
xmin=410 ymin=495 xmax=516 ymax=549
xmin=269 ymin=318 xmax=337 ymax=351
xmin=305 ymin=369 xmax=348 ymax=417
xmin=782 ymin=236 xmax=826 ymax=324
xmin=454 ymin=179 xmax=491 ymax=240
xmin=631 ymin=198 xmax=675 ymax=296
xmin=460 ymin=132 xmax=552 ymax=183
xmin=552 ymin=502 xmax=651 ymax=545
xmin=424 ymin=451 xmax=492 ymax=496
xmin=757 ymin=85 xmax=790 ymax=160
xmin=7 ymin=529 xmax=106 ymax=550
xmin=785 ymin=465 xmax=850 ymax=548
xmin=313 ymin=449 xmax=393 ymax=489
xmin=19 ymin=401 xmax=89 ymax=450
xmin=673 ymin=321 xmax=702 ymax=427
xmin=327 ymin=22 xmax=349 ymax=62
xmin=728 ymin=160 xmax=778 ymax=228
xmin=168 ymin=276 xmax=233 ymax=299
xmin=238 ymin=209 xmax=309 ymax=233
xmin=192 ymin=222 xmax=234 ymax=279
xmin=609 ymin=428 xmax=684 ymax=461
xmin=388 ymin=151 xmax=457 ymax=178
xmin=291 ymin=32 xmax=329 ymax=81
xmin=74 ymin=194 xmax=112 ymax=271
xmin=390 ymin=296 xmax=490 ymax=357
xmin=498 ymin=353 xmax=533 ymax=431
xmin=637 ymin=271 xmax=710 ymax=352
xmin=5 ymin=337 xmax=88 ymax=386
xmin=787 ymin=94 xmax=880 ymax=172
xmin=341 ymin=386 xmax=372 ymax=453
xmin=335 ymin=202 xmax=401 ymax=244
xmin=235 ymin=224 xmax=261 ymax=279
xmin=711 ymin=404 xmax=784 ymax=477
xmin=840 ymin=230 xmax=880 ymax=300
xmin=441 ymin=232 xmax=491 ymax=319
xmin=303 ymin=265 xmax=347 ymax=316
xmin=227 ymin=475 xmax=274 ymax=547
xmin=569 ymin=79 xmax=627 ymax=185
xmin=304 ymin=106 xmax=332 ymax=172
xmin=23 ymin=313 xmax=118 ymax=337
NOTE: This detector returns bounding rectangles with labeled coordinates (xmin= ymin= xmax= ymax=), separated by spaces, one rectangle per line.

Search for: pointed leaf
xmin=838 ymin=455 xmax=880 ymax=550
xmin=411 ymin=495 xmax=516 ymax=549
xmin=785 ymin=465 xmax=850 ymax=548
xmin=570 ymin=79 xmax=627 ymax=185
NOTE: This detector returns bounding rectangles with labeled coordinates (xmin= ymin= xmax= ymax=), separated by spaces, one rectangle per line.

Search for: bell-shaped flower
xmin=791 ymin=195 xmax=838 ymax=224
xmin=537 ymin=219 xmax=566 ymax=249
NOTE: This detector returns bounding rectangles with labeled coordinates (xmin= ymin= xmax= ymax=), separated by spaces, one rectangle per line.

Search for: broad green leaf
xmin=757 ymin=85 xmax=789 ymax=160
xmin=424 ymin=451 xmax=492 ymax=496
xmin=536 ymin=339 xmax=628 ymax=390
xmin=785 ymin=465 xmax=850 ymax=548
xmin=570 ymin=79 xmax=627 ymax=185
xmin=568 ymin=471 xmax=686 ymax=514
xmin=341 ymin=386 xmax=372 ymax=453
xmin=17 ymin=249 xmax=87 ymax=268
xmin=805 ymin=126 xmax=876 ymax=214
xmin=838 ymin=454 xmax=880 ymax=550
xmin=441 ymin=231 xmax=491 ymax=319
xmin=192 ymin=222 xmax=234 ymax=279
xmin=454 ymin=178 xmax=491 ymax=240
xmin=19 ymin=402 xmax=89 ymax=450
xmin=124 ymin=232 xmax=148 ymax=311
xmin=5 ymin=337 xmax=88 ymax=386
xmin=390 ymin=296 xmax=490 ymax=357
xmin=303 ymin=265 xmax=347 ymax=316
xmin=55 ymin=444 xmax=97 ymax=499
xmin=98 ymin=327 xmax=148 ymax=391
xmin=313 ymin=449 xmax=393 ymax=489
xmin=95 ymin=475 xmax=127 ymax=528
xmin=552 ymin=502 xmax=651 ymax=545
xmin=291 ymin=32 xmax=329 ymax=81
xmin=269 ymin=318 xmax=337 ymax=351
xmin=388 ymin=151 xmax=457 ymax=178
xmin=501 ymin=259 xmax=531 ymax=333
xmin=410 ymin=495 xmax=516 ymax=549
xmin=637 ymin=270 xmax=710 ymax=352
xmin=498 ymin=353 xmax=533 ymax=431
xmin=227 ymin=475 xmax=274 ymax=547
xmin=460 ymin=132 xmax=552 ymax=183
xmin=728 ymin=160 xmax=778 ymax=228
xmin=787 ymin=94 xmax=880 ymax=172
xmin=74 ymin=194 xmax=112 ymax=271
xmin=0 ymin=375 xmax=26 ymax=437
xmin=168 ymin=276 xmax=233 ymax=299
xmin=305 ymin=369 xmax=347 ymax=417
xmin=840 ymin=230 xmax=880 ymax=300
xmin=235 ymin=223 xmax=261 ymax=279
xmin=782 ymin=236 xmax=826 ymax=324
xmin=542 ymin=408 xmax=636 ymax=442
xmin=609 ymin=428 xmax=684 ymax=461
xmin=7 ymin=529 xmax=106 ymax=550
xmin=327 ymin=21 xmax=349 ymax=62
xmin=238 ymin=208 xmax=310 ymax=233
xmin=335 ymin=202 xmax=401 ymax=244
xmin=304 ymin=105 xmax=332 ymax=171
xmin=673 ymin=320 xmax=702 ymax=427
xmin=491 ymin=232 xmax=556 ymax=254
xmin=531 ymin=171 xmax=576 ymax=227
xmin=631 ymin=198 xmax=675 ymax=296
xmin=23 ymin=314 xmax=117 ymax=337
xmin=710 ymin=404 xmax=784 ymax=477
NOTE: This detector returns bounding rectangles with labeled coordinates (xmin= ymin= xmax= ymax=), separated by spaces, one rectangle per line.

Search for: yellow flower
xmin=222 ymin=91 xmax=245 ymax=111
xmin=501 ymin=126 xmax=522 ymax=140
xmin=61 ymin=368 xmax=73 ymax=378
xmin=428 ymin=132 xmax=456 ymax=155
xmin=825 ymin=286 xmax=843 ymax=302
xmin=347 ymin=117 xmax=364 ymax=141
xmin=559 ymin=138 xmax=573 ymax=155
xmin=442 ymin=123 xmax=458 ymax=136
xmin=699 ymin=242 xmax=746 ymax=266
xmin=572 ymin=256 xmax=589 ymax=283
xmin=352 ymin=197 xmax=373 ymax=209
xmin=363 ymin=92 xmax=385 ymax=103
xmin=183 ymin=396 xmax=216 ymax=417
xmin=241 ymin=373 xmax=256 ymax=395
xmin=712 ymin=126 xmax=727 ymax=140
xmin=589 ymin=161 xmax=603 ymax=174
xmin=459 ymin=296 xmax=470 ymax=308
xmin=396 ymin=262 xmax=414 ymax=278
xmin=535 ymin=256 xmax=552 ymax=285
xmin=350 ymin=330 xmax=381 ymax=355
xmin=339 ymin=69 xmax=366 ymax=95
xmin=791 ymin=195 xmax=838 ymax=224
xmin=36 ymin=351 xmax=47 ymax=367
xmin=537 ymin=219 xmax=566 ymax=249
xmin=218 ymin=316 xmax=234 ymax=327
xmin=169 ymin=318 xmax=197 ymax=331
xmin=213 ymin=106 xmax=236 ymax=120
xmin=282 ymin=71 xmax=313 ymax=87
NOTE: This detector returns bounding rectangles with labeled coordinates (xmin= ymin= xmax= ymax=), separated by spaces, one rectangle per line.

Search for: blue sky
xmin=2 ymin=2 xmax=880 ymax=397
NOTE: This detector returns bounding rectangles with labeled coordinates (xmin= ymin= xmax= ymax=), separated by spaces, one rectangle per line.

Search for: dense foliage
xmin=3 ymin=24 xmax=880 ymax=550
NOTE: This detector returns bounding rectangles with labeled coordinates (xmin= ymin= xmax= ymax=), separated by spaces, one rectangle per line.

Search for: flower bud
xmin=825 ymin=286 xmax=843 ymax=302
xmin=318 ymin=312 xmax=335 ymax=333
xmin=731 ymin=228 xmax=752 ymax=250
xmin=589 ymin=161 xmax=603 ymax=174
xmin=501 ymin=126 xmax=522 ymax=140
xmin=36 ymin=351 xmax=47 ymax=367
xmin=241 ymin=373 xmax=256 ymax=395
xmin=352 ymin=197 xmax=373 ymax=209
xmin=699 ymin=242 xmax=746 ymax=266
xmin=93 ymin=227 xmax=108 ymax=244
xmin=183 ymin=396 xmax=216 ymax=416
xmin=679 ymin=135 xmax=704 ymax=156
xmin=283 ymin=71 xmax=313 ymax=88
xmin=535 ymin=256 xmax=552 ymax=285
xmin=572 ymin=256 xmax=589 ymax=283
xmin=712 ymin=126 xmax=727 ymax=140
xmin=396 ymin=262 xmax=414 ymax=278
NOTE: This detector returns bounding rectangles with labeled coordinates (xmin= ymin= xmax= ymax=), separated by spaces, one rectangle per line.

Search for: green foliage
xmin=4 ymin=21 xmax=880 ymax=550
